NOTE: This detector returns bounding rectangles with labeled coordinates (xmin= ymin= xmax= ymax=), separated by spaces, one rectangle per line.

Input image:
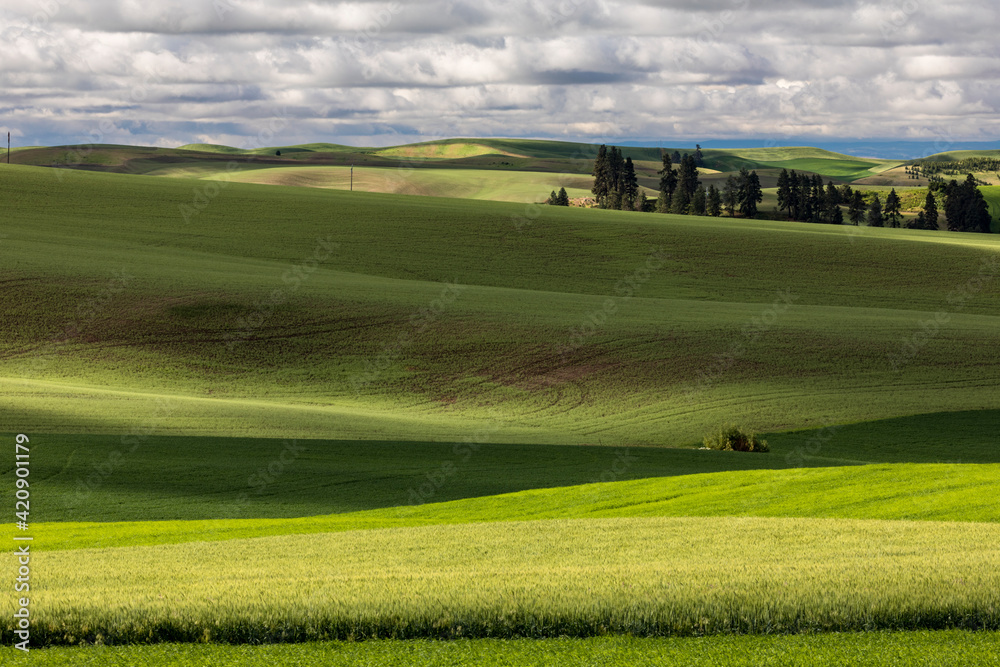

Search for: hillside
xmin=3 ymin=164 xmax=1000 ymax=449
xmin=8 ymin=139 xmax=900 ymax=199
xmin=3 ymin=159 xmax=1000 ymax=658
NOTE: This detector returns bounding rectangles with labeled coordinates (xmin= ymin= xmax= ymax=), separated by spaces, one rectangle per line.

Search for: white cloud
xmin=0 ymin=0 xmax=997 ymax=147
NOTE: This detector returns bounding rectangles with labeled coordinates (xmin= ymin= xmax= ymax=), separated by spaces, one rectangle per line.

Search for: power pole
xmin=350 ymin=164 xmax=354 ymax=191
xmin=6 ymin=132 xmax=9 ymax=164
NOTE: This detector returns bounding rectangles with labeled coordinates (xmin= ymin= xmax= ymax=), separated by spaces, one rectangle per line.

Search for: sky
xmin=1 ymin=0 xmax=998 ymax=151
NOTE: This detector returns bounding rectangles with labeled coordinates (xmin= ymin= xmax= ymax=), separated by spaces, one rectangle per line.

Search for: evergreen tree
xmin=884 ymin=188 xmax=902 ymax=228
xmin=788 ymin=170 xmax=803 ymax=220
xmin=810 ymin=175 xmax=825 ymax=223
xmin=677 ymin=154 xmax=700 ymax=200
xmin=848 ymin=191 xmax=866 ymax=225
xmin=591 ymin=145 xmax=609 ymax=204
xmin=670 ymin=187 xmax=691 ymax=215
xmin=671 ymin=150 xmax=682 ymax=163
xmin=722 ymin=176 xmax=738 ymax=217
xmin=548 ymin=190 xmax=558 ymax=205
xmin=622 ymin=158 xmax=639 ymax=211
xmin=776 ymin=169 xmax=792 ymax=218
xmin=606 ymin=147 xmax=625 ymax=209
xmin=691 ymin=184 xmax=707 ymax=216
xmin=556 ymin=187 xmax=570 ymax=206
xmin=830 ymin=205 xmax=844 ymax=225
xmin=656 ymin=152 xmax=678 ymax=213
xmin=923 ymin=190 xmax=938 ymax=229
xmin=959 ymin=174 xmax=992 ymax=233
xmin=867 ymin=195 xmax=884 ymax=227
xmin=694 ymin=144 xmax=705 ymax=168
xmin=825 ymin=181 xmax=841 ymax=207
xmin=707 ymin=184 xmax=722 ymax=217
xmin=737 ymin=168 xmax=763 ymax=219
xmin=944 ymin=179 xmax=962 ymax=231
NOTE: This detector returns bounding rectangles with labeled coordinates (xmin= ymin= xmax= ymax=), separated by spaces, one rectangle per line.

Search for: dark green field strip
xmin=3 ymin=411 xmax=996 ymax=523
xmin=20 ymin=461 xmax=1000 ymax=551
xmin=0 ymin=432 xmax=836 ymax=523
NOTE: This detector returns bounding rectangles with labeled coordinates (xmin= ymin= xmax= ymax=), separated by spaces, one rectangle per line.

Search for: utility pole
xmin=350 ymin=164 xmax=354 ymax=191
xmin=6 ymin=132 xmax=9 ymax=164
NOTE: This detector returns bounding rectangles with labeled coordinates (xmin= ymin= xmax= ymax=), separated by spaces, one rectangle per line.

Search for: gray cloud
xmin=0 ymin=0 xmax=997 ymax=147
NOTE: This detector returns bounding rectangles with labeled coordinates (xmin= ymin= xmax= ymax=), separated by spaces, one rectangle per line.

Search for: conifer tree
xmin=622 ymin=158 xmax=639 ymax=211
xmin=591 ymin=145 xmax=609 ymax=204
xmin=707 ymin=184 xmax=722 ymax=217
xmin=884 ymin=188 xmax=902 ymax=228
xmin=722 ymin=175 xmax=738 ymax=217
xmin=868 ymin=195 xmax=884 ymax=227
xmin=691 ymin=183 xmax=707 ymax=216
xmin=776 ymin=169 xmax=792 ymax=217
xmin=737 ymin=168 xmax=763 ymax=219
xmin=923 ymin=190 xmax=938 ymax=229
xmin=849 ymin=190 xmax=866 ymax=225
xmin=677 ymin=154 xmax=700 ymax=200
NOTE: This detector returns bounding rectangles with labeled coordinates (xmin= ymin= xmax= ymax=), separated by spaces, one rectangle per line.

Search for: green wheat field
xmin=2 ymin=140 xmax=1000 ymax=665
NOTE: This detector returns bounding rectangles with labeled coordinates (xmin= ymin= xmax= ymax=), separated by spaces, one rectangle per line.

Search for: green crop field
xmin=1 ymin=143 xmax=999 ymax=664
xmin=145 ymin=163 xmax=598 ymax=203
xmin=5 ymin=632 xmax=999 ymax=666
xmin=9 ymin=516 xmax=1000 ymax=646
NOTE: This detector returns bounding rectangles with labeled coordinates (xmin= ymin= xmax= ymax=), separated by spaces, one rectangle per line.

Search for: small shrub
xmin=703 ymin=425 xmax=769 ymax=453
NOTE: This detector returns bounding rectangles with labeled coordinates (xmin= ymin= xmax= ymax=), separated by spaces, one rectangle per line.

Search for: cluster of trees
xmin=591 ymin=145 xmax=642 ymax=210
xmin=775 ymin=170 xmax=851 ymax=224
xmin=572 ymin=147 xmax=993 ymax=234
xmin=584 ymin=145 xmax=767 ymax=219
xmin=936 ymin=174 xmax=992 ymax=233
xmin=547 ymin=187 xmax=570 ymax=206
xmin=657 ymin=152 xmax=762 ymax=218
xmin=915 ymin=157 xmax=1000 ymax=177
xmin=656 ymin=152 xmax=702 ymax=214
xmin=864 ymin=189 xmax=903 ymax=228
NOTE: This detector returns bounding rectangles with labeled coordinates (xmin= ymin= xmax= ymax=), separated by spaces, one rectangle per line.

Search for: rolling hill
xmin=2 ymin=156 xmax=999 ymax=662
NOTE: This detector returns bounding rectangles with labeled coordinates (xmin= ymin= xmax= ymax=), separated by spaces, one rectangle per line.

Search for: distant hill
xmin=18 ymin=138 xmax=998 ymax=201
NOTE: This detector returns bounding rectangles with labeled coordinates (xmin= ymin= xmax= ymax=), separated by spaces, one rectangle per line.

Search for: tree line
xmin=548 ymin=147 xmax=994 ymax=234
xmin=914 ymin=157 xmax=1000 ymax=177
xmin=571 ymin=145 xmax=763 ymax=218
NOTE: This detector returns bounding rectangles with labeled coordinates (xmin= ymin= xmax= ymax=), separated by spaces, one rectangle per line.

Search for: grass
xmin=8 ymin=409 xmax=995 ymax=525
xmin=2 ymin=165 xmax=999 ymax=447
xmin=6 ymin=632 xmax=1000 ymax=666
xmin=9 ymin=517 xmax=1000 ymax=645
xmin=151 ymin=163 xmax=595 ymax=203
xmin=21 ymin=462 xmax=1000 ymax=551
xmin=3 ymin=151 xmax=1000 ymax=659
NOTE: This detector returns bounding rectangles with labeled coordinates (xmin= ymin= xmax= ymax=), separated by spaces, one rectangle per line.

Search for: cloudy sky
xmin=1 ymin=0 xmax=998 ymax=149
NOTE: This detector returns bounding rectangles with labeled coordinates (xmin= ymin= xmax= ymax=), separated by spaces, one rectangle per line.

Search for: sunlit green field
xmin=11 ymin=517 xmax=1000 ymax=645
xmin=146 ymin=163 xmax=598 ymax=203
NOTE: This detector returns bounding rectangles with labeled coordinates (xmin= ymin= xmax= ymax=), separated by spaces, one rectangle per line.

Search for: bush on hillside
xmin=703 ymin=425 xmax=769 ymax=453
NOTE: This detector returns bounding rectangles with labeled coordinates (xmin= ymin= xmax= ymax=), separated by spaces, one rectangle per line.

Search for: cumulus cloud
xmin=0 ymin=0 xmax=997 ymax=147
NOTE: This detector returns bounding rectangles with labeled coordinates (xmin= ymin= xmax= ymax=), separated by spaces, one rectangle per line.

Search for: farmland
xmin=1 ymin=141 xmax=999 ymax=663
xmin=17 ymin=517 xmax=1000 ymax=645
